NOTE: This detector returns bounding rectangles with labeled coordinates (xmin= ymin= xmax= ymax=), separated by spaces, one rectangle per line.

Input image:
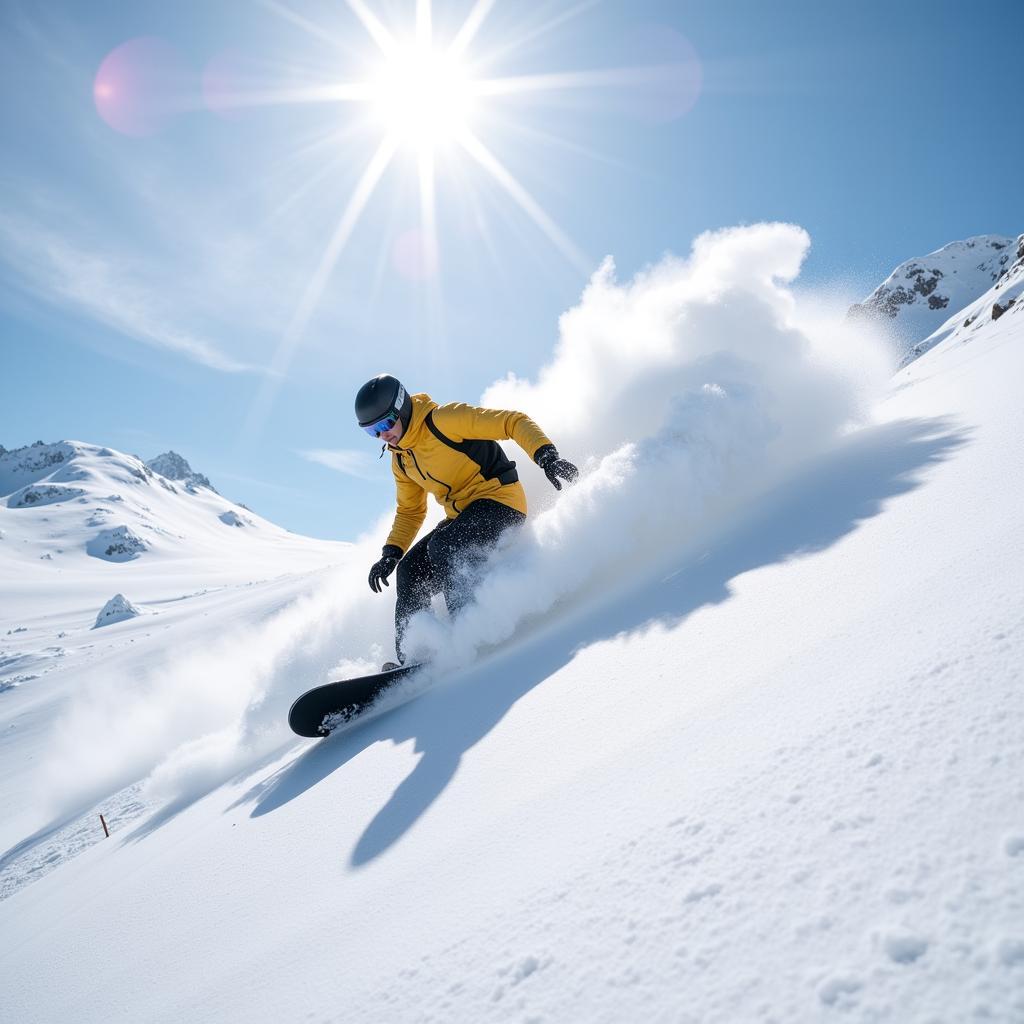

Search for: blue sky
xmin=1 ymin=0 xmax=1020 ymax=541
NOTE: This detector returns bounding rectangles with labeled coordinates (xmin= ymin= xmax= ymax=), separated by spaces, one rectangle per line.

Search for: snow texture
xmin=1 ymin=224 xmax=1023 ymax=1024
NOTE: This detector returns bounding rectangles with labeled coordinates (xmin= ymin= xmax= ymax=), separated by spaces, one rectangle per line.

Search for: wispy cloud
xmin=300 ymin=447 xmax=382 ymax=480
xmin=0 ymin=205 xmax=266 ymax=374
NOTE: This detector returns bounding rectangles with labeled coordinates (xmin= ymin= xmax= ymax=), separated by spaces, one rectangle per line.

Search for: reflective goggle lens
xmin=362 ymin=412 xmax=399 ymax=437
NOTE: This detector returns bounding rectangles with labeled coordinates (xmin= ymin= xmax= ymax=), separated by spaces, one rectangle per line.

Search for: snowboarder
xmin=357 ymin=373 xmax=578 ymax=668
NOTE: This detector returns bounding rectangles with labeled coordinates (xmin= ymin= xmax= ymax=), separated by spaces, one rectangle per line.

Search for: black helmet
xmin=355 ymin=374 xmax=413 ymax=432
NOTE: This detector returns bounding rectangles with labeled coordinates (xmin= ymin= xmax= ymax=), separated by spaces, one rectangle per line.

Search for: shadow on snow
xmin=230 ymin=416 xmax=968 ymax=868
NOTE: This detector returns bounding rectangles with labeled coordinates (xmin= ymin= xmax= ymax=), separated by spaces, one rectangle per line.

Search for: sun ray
xmin=258 ymin=0 xmax=359 ymax=55
xmin=263 ymin=134 xmax=355 ymax=226
xmin=484 ymin=106 xmax=640 ymax=174
xmin=416 ymin=145 xmax=446 ymax=355
xmin=283 ymin=133 xmax=399 ymax=356
xmin=346 ymin=0 xmax=397 ymax=57
xmin=242 ymin=134 xmax=398 ymax=435
xmin=227 ymin=0 xmax=671 ymax=439
xmin=475 ymin=65 xmax=684 ymax=99
xmin=416 ymin=0 xmax=432 ymax=48
xmin=448 ymin=0 xmax=496 ymax=59
xmin=366 ymin=169 xmax=408 ymax=318
xmin=448 ymin=150 xmax=510 ymax=286
xmin=268 ymin=119 xmax=366 ymax=181
xmin=473 ymin=0 xmax=598 ymax=68
xmin=418 ymin=146 xmax=439 ymax=278
xmin=456 ymin=128 xmax=589 ymax=273
xmin=196 ymin=81 xmax=376 ymax=113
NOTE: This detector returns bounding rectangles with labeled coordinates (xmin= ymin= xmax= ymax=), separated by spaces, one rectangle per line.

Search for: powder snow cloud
xmin=403 ymin=222 xmax=891 ymax=666
xmin=40 ymin=223 xmax=891 ymax=812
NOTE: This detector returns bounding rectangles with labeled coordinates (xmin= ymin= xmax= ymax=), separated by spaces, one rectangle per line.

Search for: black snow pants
xmin=394 ymin=498 xmax=525 ymax=662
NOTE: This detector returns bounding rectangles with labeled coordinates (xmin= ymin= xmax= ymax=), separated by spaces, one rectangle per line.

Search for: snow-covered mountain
xmin=0 ymin=439 xmax=352 ymax=740
xmin=849 ymin=233 xmax=1023 ymax=363
xmin=145 ymin=450 xmax=217 ymax=493
xmin=0 ymin=439 xmax=339 ymax=572
xmin=3 ymin=229 xmax=1023 ymax=1023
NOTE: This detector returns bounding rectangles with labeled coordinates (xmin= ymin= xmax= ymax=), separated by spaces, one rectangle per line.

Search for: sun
xmin=369 ymin=43 xmax=477 ymax=150
xmin=236 ymin=0 xmax=701 ymax=433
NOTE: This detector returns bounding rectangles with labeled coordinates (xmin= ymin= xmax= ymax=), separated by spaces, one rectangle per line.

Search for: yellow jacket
xmin=385 ymin=393 xmax=552 ymax=553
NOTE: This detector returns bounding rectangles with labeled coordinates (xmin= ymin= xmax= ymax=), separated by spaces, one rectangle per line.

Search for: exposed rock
xmin=146 ymin=451 xmax=217 ymax=493
xmin=992 ymin=298 xmax=1017 ymax=321
xmin=94 ymin=594 xmax=143 ymax=628
xmin=10 ymin=484 xmax=86 ymax=508
xmin=219 ymin=510 xmax=252 ymax=528
xmin=848 ymin=234 xmax=1020 ymax=363
xmin=86 ymin=525 xmax=148 ymax=562
xmin=0 ymin=441 xmax=74 ymax=481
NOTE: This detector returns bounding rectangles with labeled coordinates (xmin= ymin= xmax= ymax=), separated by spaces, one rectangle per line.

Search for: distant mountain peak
xmin=145 ymin=451 xmax=217 ymax=494
xmin=849 ymin=233 xmax=1022 ymax=364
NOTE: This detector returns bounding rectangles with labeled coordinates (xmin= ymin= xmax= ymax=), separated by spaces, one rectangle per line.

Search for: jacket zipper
xmin=405 ymin=447 xmax=460 ymax=513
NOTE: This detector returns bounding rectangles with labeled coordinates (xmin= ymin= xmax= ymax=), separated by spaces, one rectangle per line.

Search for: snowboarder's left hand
xmin=368 ymin=545 xmax=402 ymax=593
xmin=534 ymin=445 xmax=579 ymax=491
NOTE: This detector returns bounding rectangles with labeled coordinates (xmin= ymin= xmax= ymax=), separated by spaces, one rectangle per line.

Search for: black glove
xmin=368 ymin=545 xmax=402 ymax=593
xmin=534 ymin=444 xmax=579 ymax=491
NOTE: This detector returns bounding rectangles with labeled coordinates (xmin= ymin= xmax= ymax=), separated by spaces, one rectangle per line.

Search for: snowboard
xmin=287 ymin=663 xmax=422 ymax=737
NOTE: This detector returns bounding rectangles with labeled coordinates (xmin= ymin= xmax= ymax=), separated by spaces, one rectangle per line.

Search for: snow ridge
xmin=0 ymin=439 xmax=332 ymax=573
xmin=848 ymin=233 xmax=1021 ymax=362
xmin=145 ymin=451 xmax=217 ymax=494
xmin=904 ymin=233 xmax=1024 ymax=364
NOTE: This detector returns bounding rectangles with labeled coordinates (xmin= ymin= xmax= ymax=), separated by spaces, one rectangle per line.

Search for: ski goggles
xmin=361 ymin=410 xmax=401 ymax=437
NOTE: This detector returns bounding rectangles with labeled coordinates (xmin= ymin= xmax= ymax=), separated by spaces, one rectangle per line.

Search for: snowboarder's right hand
xmin=368 ymin=545 xmax=402 ymax=593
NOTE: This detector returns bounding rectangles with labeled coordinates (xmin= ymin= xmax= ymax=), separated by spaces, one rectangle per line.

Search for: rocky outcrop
xmin=86 ymin=526 xmax=148 ymax=562
xmin=0 ymin=441 xmax=75 ymax=480
xmin=849 ymin=234 xmax=1020 ymax=362
xmin=94 ymin=593 xmax=143 ymax=628
xmin=10 ymin=484 xmax=86 ymax=508
xmin=992 ymin=298 xmax=1017 ymax=321
xmin=145 ymin=451 xmax=216 ymax=494
xmin=219 ymin=510 xmax=252 ymax=528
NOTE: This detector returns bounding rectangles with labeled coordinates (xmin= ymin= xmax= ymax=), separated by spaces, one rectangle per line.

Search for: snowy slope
xmin=848 ymin=233 xmax=1021 ymax=363
xmin=0 ymin=440 xmax=355 ymax=869
xmin=0 ymin=438 xmax=354 ymax=632
xmin=0 ymin=439 xmax=320 ymax=577
xmin=901 ymin=234 xmax=1024 ymax=364
xmin=2 ymin=227 xmax=1023 ymax=1023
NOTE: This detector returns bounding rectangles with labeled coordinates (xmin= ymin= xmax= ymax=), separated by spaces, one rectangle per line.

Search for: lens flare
xmin=93 ymin=36 xmax=187 ymax=137
xmin=392 ymin=227 xmax=440 ymax=280
xmin=618 ymin=24 xmax=702 ymax=123
xmin=202 ymin=49 xmax=259 ymax=120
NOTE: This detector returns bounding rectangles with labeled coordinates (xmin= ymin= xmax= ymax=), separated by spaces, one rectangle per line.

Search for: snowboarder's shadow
xmin=250 ymin=416 xmax=969 ymax=867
